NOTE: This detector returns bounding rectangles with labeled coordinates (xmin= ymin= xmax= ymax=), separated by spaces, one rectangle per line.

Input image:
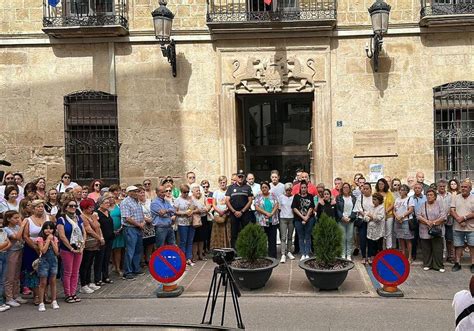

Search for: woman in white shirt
xmin=0 ymin=186 xmax=20 ymax=215
xmin=335 ymin=182 xmax=357 ymax=261
xmin=55 ymin=172 xmax=79 ymax=193
xmin=279 ymin=183 xmax=295 ymax=263
xmin=366 ymin=193 xmax=385 ymax=264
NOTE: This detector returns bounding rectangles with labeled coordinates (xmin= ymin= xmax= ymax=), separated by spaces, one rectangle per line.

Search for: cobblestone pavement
xmin=64 ymin=253 xmax=473 ymax=301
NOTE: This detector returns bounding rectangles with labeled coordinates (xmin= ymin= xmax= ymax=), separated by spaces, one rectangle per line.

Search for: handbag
xmin=425 ymin=202 xmax=442 ymax=237
xmin=354 ymin=195 xmax=365 ymax=228
xmin=192 ymin=213 xmax=202 ymax=228
xmin=214 ymin=213 xmax=226 ymax=224
xmin=32 ymin=253 xmax=42 ymax=273
xmin=84 ymin=236 xmax=100 ymax=250
xmin=408 ymin=217 xmax=418 ymax=231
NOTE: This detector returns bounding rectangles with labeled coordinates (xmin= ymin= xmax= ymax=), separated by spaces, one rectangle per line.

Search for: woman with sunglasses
xmin=201 ymin=179 xmax=213 ymax=254
xmin=143 ymin=179 xmax=156 ymax=201
xmin=57 ymin=198 xmax=85 ymax=303
xmin=22 ymin=200 xmax=48 ymax=305
xmin=211 ymin=176 xmax=231 ymax=249
xmin=87 ymin=179 xmax=104 ymax=203
xmin=162 ymin=176 xmax=180 ymax=199
xmin=391 ymin=178 xmax=402 ymax=200
xmin=174 ymin=184 xmax=195 ymax=266
xmin=163 ymin=184 xmax=178 ymax=239
xmin=56 ymin=173 xmax=79 ymax=193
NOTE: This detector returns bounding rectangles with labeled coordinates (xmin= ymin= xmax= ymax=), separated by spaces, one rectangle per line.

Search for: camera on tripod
xmin=212 ymin=248 xmax=236 ymax=266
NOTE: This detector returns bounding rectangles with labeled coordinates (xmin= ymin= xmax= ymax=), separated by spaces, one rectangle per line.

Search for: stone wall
xmin=331 ymin=32 xmax=474 ymax=184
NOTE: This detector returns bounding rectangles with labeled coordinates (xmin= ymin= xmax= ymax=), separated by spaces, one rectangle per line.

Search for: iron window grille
xmin=421 ymin=0 xmax=474 ymax=17
xmin=206 ymin=0 xmax=336 ymax=23
xmin=43 ymin=0 xmax=128 ymax=29
xmin=434 ymin=81 xmax=474 ymax=181
xmin=64 ymin=90 xmax=120 ymax=185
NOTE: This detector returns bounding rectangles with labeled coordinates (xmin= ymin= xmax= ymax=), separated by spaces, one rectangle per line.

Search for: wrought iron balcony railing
xmin=43 ymin=0 xmax=128 ymax=37
xmin=421 ymin=0 xmax=474 ymax=17
xmin=206 ymin=0 xmax=336 ymax=24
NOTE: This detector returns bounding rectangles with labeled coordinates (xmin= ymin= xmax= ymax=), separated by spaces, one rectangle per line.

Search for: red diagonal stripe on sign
xmin=379 ymin=257 xmax=402 ymax=279
xmin=157 ymin=252 xmax=179 ymax=275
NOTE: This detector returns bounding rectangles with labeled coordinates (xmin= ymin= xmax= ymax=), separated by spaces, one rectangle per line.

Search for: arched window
xmin=434 ymin=81 xmax=474 ymax=181
xmin=64 ymin=90 xmax=120 ymax=184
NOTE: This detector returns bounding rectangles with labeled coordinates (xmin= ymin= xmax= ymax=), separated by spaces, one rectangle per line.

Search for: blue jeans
xmin=155 ymin=226 xmax=176 ymax=248
xmin=124 ymin=227 xmax=143 ymax=276
xmin=178 ymin=225 xmax=195 ymax=260
xmin=0 ymin=252 xmax=7 ymax=305
xmin=338 ymin=221 xmax=354 ymax=259
xmin=294 ymin=218 xmax=315 ymax=256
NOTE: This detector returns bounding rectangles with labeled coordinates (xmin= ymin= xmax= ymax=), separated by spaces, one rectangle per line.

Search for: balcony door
xmin=237 ymin=94 xmax=313 ymax=184
xmin=65 ymin=0 xmax=114 ymax=16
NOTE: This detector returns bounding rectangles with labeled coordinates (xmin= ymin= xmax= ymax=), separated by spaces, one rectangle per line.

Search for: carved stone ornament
xmin=232 ymin=56 xmax=316 ymax=93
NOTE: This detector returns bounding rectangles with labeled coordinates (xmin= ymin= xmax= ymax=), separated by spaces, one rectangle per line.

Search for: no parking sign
xmin=149 ymin=245 xmax=186 ymax=284
xmin=372 ymin=249 xmax=410 ymax=297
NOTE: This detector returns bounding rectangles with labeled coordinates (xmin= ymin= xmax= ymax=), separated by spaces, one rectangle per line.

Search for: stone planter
xmin=299 ymin=258 xmax=355 ymax=290
xmin=230 ymin=257 xmax=279 ymax=290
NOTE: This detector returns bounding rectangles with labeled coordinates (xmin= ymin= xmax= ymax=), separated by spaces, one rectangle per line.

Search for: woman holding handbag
xmin=174 ymin=184 xmax=195 ymax=266
xmin=254 ymin=181 xmax=280 ymax=259
xmin=56 ymin=198 xmax=85 ymax=303
xmin=211 ymin=176 xmax=231 ymax=249
xmin=416 ymin=189 xmax=446 ymax=272
xmin=336 ymin=182 xmax=357 ymax=261
xmin=192 ymin=184 xmax=210 ymax=261
xmin=78 ymin=198 xmax=104 ymax=294
xmin=394 ymin=184 xmax=415 ymax=263
xmin=22 ymin=199 xmax=48 ymax=305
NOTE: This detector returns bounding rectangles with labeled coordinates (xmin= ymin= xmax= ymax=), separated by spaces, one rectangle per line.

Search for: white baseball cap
xmin=126 ymin=185 xmax=139 ymax=193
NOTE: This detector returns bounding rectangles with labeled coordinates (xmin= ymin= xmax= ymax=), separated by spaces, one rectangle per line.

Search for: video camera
xmin=212 ymin=248 xmax=236 ymax=266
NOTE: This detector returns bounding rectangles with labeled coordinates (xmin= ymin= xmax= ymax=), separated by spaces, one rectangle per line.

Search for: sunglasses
xmin=94 ymin=183 xmax=101 ymax=187
xmin=67 ymin=204 xmax=77 ymax=208
xmin=182 ymin=191 xmax=189 ymax=194
xmin=202 ymin=185 xmax=209 ymax=189
xmin=63 ymin=176 xmax=71 ymax=179
xmin=165 ymin=189 xmax=172 ymax=192
xmin=144 ymin=183 xmax=151 ymax=186
xmin=5 ymin=177 xmax=14 ymax=180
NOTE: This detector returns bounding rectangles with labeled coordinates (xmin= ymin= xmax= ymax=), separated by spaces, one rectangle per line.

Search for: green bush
xmin=312 ymin=213 xmax=343 ymax=267
xmin=236 ymin=223 xmax=268 ymax=262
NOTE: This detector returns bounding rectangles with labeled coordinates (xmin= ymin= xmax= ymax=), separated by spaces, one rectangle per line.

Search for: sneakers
xmin=122 ymin=274 xmax=136 ymax=280
xmin=38 ymin=303 xmax=46 ymax=312
xmin=300 ymin=255 xmax=309 ymax=261
xmin=347 ymin=256 xmax=352 ymax=261
xmin=88 ymin=283 xmax=101 ymax=291
xmin=423 ymin=267 xmax=430 ymax=271
xmin=51 ymin=300 xmax=60 ymax=309
xmin=5 ymin=300 xmax=20 ymax=307
xmin=439 ymin=268 xmax=445 ymax=273
xmin=80 ymin=285 xmax=94 ymax=294
xmin=452 ymin=263 xmax=462 ymax=272
xmin=0 ymin=304 xmax=10 ymax=312
xmin=133 ymin=270 xmax=145 ymax=276
xmin=186 ymin=259 xmax=195 ymax=267
xmin=287 ymin=252 xmax=295 ymax=260
xmin=280 ymin=255 xmax=286 ymax=263
xmin=15 ymin=297 xmax=27 ymax=304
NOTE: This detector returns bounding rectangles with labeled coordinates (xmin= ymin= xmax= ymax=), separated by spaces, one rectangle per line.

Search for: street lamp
xmin=365 ymin=0 xmax=391 ymax=72
xmin=152 ymin=0 xmax=176 ymax=77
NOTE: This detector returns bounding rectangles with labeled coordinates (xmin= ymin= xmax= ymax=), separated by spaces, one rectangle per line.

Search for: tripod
xmin=201 ymin=261 xmax=245 ymax=329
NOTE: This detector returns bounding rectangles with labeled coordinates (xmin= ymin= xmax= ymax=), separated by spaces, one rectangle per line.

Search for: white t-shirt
xmin=0 ymin=185 xmax=24 ymax=200
xmin=249 ymin=183 xmax=261 ymax=210
xmin=0 ymin=200 xmax=19 ymax=214
xmin=213 ymin=189 xmax=227 ymax=212
xmin=453 ymin=290 xmax=474 ymax=331
xmin=56 ymin=181 xmax=79 ymax=193
xmin=270 ymin=182 xmax=285 ymax=199
xmin=279 ymin=195 xmax=294 ymax=218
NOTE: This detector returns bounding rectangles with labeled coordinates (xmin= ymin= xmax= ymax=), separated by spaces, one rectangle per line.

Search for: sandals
xmin=95 ymin=281 xmax=104 ymax=286
xmin=103 ymin=278 xmax=114 ymax=284
xmin=65 ymin=296 xmax=75 ymax=303
xmin=73 ymin=295 xmax=81 ymax=302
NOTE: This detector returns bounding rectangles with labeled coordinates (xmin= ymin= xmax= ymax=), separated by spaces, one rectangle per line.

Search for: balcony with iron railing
xmin=420 ymin=0 xmax=474 ymax=27
xmin=42 ymin=0 xmax=129 ymax=38
xmin=206 ymin=0 xmax=337 ymax=32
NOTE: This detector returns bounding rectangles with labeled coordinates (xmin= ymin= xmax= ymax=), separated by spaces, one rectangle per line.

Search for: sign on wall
xmin=353 ymin=130 xmax=398 ymax=158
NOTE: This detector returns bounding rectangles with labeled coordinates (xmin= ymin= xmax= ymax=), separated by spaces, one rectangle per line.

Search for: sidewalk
xmin=72 ymin=255 xmax=473 ymax=301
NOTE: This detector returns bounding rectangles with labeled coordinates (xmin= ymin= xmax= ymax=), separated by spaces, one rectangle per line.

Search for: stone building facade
xmin=0 ymin=0 xmax=473 ymax=187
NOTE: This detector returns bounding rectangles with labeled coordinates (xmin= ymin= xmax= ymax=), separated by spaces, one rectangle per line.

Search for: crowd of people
xmin=0 ymin=168 xmax=473 ymax=313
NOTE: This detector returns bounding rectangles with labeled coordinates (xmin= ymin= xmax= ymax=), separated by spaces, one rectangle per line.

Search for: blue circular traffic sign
xmin=372 ymin=249 xmax=410 ymax=287
xmin=149 ymin=245 xmax=186 ymax=284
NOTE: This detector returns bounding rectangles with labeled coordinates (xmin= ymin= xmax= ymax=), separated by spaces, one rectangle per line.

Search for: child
xmin=36 ymin=221 xmax=60 ymax=312
xmin=0 ymin=218 xmax=12 ymax=312
xmin=3 ymin=211 xmax=27 ymax=307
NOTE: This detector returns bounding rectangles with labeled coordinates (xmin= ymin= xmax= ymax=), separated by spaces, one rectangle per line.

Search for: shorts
xmin=37 ymin=253 xmax=58 ymax=278
xmin=445 ymin=225 xmax=453 ymax=242
xmin=453 ymin=230 xmax=474 ymax=247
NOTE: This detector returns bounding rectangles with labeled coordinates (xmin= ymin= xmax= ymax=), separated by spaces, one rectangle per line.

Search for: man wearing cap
xmin=226 ymin=170 xmax=254 ymax=249
xmin=150 ymin=185 xmax=176 ymax=248
xmin=120 ymin=186 xmax=145 ymax=280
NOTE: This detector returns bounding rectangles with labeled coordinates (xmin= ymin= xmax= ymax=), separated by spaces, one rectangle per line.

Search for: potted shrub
xmin=299 ymin=213 xmax=355 ymax=290
xmin=230 ymin=223 xmax=279 ymax=290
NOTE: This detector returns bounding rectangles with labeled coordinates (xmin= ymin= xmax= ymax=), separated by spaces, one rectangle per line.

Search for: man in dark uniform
xmin=226 ymin=169 xmax=254 ymax=249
